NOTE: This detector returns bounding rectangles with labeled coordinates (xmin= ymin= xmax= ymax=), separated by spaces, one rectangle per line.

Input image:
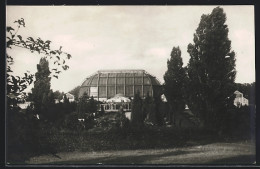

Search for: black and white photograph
xmin=6 ymin=5 xmax=256 ymax=166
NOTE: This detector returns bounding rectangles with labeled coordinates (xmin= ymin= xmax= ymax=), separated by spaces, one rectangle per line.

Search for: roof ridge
xmin=97 ymin=69 xmax=145 ymax=73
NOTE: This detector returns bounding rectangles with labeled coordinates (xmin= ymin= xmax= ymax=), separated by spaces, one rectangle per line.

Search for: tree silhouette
xmin=163 ymin=46 xmax=186 ymax=125
xmin=186 ymin=7 xmax=236 ymax=131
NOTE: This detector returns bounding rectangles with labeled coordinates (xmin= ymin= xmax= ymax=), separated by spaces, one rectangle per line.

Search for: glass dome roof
xmin=79 ymin=69 xmax=161 ymax=99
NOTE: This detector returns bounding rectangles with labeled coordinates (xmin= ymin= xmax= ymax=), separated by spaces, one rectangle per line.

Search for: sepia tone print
xmin=6 ymin=5 xmax=255 ymax=165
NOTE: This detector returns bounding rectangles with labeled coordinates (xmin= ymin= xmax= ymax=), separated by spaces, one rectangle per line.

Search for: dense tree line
xmin=163 ymin=7 xmax=254 ymax=135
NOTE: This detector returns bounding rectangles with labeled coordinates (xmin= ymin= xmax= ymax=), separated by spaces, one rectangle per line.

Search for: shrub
xmin=222 ymin=105 xmax=254 ymax=138
xmin=131 ymin=92 xmax=144 ymax=128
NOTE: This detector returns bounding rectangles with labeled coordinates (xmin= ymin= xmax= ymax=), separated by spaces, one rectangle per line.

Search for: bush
xmin=131 ymin=92 xmax=144 ymax=128
xmin=7 ymin=105 xmax=52 ymax=163
xmin=222 ymin=105 xmax=254 ymax=138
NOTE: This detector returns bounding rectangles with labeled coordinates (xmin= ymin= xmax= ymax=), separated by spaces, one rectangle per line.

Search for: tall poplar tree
xmin=186 ymin=7 xmax=236 ymax=131
xmin=163 ymin=46 xmax=186 ymax=125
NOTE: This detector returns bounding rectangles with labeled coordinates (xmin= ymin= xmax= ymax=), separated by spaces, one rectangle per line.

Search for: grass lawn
xmin=26 ymin=140 xmax=255 ymax=165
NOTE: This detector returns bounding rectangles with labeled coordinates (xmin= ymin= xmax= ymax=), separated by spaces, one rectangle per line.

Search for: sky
xmin=6 ymin=5 xmax=255 ymax=93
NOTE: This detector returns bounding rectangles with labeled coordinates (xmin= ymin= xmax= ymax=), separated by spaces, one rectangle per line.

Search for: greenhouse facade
xmin=78 ymin=69 xmax=162 ymax=101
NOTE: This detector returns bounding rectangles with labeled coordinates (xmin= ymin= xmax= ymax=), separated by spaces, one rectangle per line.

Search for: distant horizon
xmin=6 ymin=5 xmax=255 ymax=93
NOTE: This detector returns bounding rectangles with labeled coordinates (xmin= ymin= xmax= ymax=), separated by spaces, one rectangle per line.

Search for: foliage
xmin=223 ymin=105 xmax=255 ymax=138
xmin=77 ymin=92 xmax=89 ymax=116
xmin=186 ymin=7 xmax=236 ymax=131
xmin=143 ymin=93 xmax=154 ymax=123
xmin=88 ymin=96 xmax=98 ymax=113
xmin=76 ymin=93 xmax=98 ymax=130
xmin=163 ymin=46 xmax=186 ymax=125
xmin=154 ymin=96 xmax=164 ymax=126
xmin=6 ymin=18 xmax=72 ymax=163
xmin=6 ymin=18 xmax=71 ymax=103
xmin=77 ymin=93 xmax=98 ymax=115
xmin=53 ymin=90 xmax=64 ymax=100
xmin=33 ymin=126 xmax=227 ymax=154
xmin=62 ymin=112 xmax=82 ymax=130
xmin=130 ymin=91 xmax=144 ymax=128
xmin=30 ymin=57 xmax=54 ymax=121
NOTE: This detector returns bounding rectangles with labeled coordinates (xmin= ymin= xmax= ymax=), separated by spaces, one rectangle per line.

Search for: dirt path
xmin=26 ymin=141 xmax=255 ymax=165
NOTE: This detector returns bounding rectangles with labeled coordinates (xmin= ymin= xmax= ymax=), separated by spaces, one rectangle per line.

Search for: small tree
xmin=143 ymin=92 xmax=152 ymax=122
xmin=131 ymin=91 xmax=143 ymax=128
xmin=88 ymin=96 xmax=98 ymax=113
xmin=154 ymin=96 xmax=164 ymax=126
xmin=77 ymin=92 xmax=89 ymax=116
xmin=31 ymin=57 xmax=54 ymax=121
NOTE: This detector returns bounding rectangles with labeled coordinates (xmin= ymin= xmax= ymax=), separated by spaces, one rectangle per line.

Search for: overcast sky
xmin=6 ymin=5 xmax=255 ymax=93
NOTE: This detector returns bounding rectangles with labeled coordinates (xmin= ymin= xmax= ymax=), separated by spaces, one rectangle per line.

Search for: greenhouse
xmin=78 ymin=69 xmax=162 ymax=102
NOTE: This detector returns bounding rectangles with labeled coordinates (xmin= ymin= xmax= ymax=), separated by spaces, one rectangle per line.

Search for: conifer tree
xmin=131 ymin=91 xmax=143 ymax=127
xmin=163 ymin=46 xmax=186 ymax=125
xmin=31 ymin=57 xmax=54 ymax=121
xmin=186 ymin=7 xmax=236 ymax=131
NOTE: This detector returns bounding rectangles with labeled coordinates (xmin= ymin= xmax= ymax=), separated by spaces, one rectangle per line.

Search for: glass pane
xmin=126 ymin=77 xmax=134 ymax=85
xmin=134 ymin=85 xmax=142 ymax=97
xmin=135 ymin=77 xmax=142 ymax=85
xmin=90 ymin=87 xmax=98 ymax=97
xmin=117 ymin=73 xmax=125 ymax=77
xmin=116 ymin=86 xmax=124 ymax=95
xmin=108 ymin=86 xmax=116 ymax=98
xmin=91 ymin=77 xmax=98 ymax=86
xmin=117 ymin=77 xmax=125 ymax=85
xmin=99 ymin=86 xmax=106 ymax=98
xmin=100 ymin=73 xmax=108 ymax=77
xmin=125 ymin=73 xmax=134 ymax=77
xmin=79 ymin=87 xmax=89 ymax=98
xmin=108 ymin=73 xmax=116 ymax=77
xmin=82 ymin=78 xmax=91 ymax=86
xmin=143 ymin=77 xmax=151 ymax=85
xmin=135 ymin=72 xmax=143 ymax=77
xmin=107 ymin=77 xmax=116 ymax=85
xmin=125 ymin=86 xmax=133 ymax=97
xmin=99 ymin=77 xmax=107 ymax=85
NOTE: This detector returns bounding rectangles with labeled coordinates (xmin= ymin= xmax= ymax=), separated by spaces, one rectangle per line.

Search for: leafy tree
xmin=6 ymin=18 xmax=72 ymax=163
xmin=53 ymin=90 xmax=64 ymax=101
xmin=6 ymin=18 xmax=71 ymax=104
xmin=186 ymin=7 xmax=236 ymax=131
xmin=163 ymin=46 xmax=186 ymax=125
